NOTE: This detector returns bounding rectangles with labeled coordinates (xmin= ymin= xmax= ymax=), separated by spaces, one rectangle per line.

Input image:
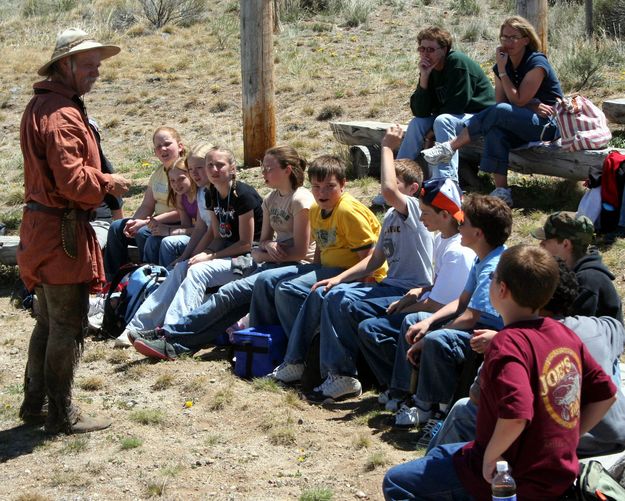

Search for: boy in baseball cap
xmin=532 ymin=211 xmax=622 ymax=322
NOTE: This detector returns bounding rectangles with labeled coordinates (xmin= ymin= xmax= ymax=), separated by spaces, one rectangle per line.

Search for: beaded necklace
xmin=216 ymin=181 xmax=233 ymax=238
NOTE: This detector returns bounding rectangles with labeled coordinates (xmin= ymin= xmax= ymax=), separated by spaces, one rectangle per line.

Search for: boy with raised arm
xmin=270 ymin=126 xmax=434 ymax=402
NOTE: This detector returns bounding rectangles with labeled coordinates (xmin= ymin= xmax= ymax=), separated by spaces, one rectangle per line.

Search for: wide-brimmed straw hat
xmin=38 ymin=28 xmax=120 ymax=76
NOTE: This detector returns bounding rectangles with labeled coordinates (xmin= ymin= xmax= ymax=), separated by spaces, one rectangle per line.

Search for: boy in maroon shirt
xmin=383 ymin=245 xmax=616 ymax=501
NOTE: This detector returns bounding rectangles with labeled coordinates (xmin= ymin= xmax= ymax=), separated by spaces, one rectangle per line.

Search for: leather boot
xmin=45 ymin=405 xmax=111 ymax=435
xmin=20 ymin=286 xmax=49 ymax=425
xmin=39 ymin=283 xmax=111 ymax=435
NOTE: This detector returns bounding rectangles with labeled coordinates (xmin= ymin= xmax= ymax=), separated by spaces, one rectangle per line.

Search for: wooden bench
xmin=0 ymin=235 xmax=139 ymax=267
xmin=0 ymin=236 xmax=19 ymax=266
xmin=603 ymin=98 xmax=625 ymax=125
xmin=330 ymin=120 xmax=624 ymax=182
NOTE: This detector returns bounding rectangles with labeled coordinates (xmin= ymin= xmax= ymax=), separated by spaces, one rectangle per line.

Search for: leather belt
xmin=25 ymin=201 xmax=95 ymax=221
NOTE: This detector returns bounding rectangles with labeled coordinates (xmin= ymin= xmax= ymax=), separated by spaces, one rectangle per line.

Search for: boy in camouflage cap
xmin=532 ymin=212 xmax=622 ymax=322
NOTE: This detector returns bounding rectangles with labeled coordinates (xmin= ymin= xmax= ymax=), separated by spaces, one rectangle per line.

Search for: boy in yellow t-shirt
xmin=248 ymin=155 xmax=385 ymax=350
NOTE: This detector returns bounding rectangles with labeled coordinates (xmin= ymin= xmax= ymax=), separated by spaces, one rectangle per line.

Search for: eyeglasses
xmin=499 ymin=35 xmax=525 ymax=43
xmin=418 ymin=46 xmax=442 ymax=54
xmin=261 ymin=165 xmax=275 ymax=173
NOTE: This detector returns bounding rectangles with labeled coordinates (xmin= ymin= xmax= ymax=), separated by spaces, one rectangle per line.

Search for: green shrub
xmin=332 ymin=0 xmax=377 ymax=27
xmin=300 ymin=486 xmax=333 ymax=501
xmin=120 ymin=436 xmax=144 ymax=450
xmin=316 ymin=105 xmax=343 ymax=121
xmin=22 ymin=0 xmax=77 ymax=17
xmin=554 ymin=39 xmax=623 ymax=93
xmin=138 ymin=0 xmax=208 ymax=28
xmin=276 ymin=0 xmax=328 ymax=23
xmin=209 ymin=13 xmax=239 ymax=50
xmin=129 ymin=408 xmax=165 ymax=425
xmin=451 ymin=0 xmax=480 ymax=16
xmin=595 ymin=0 xmax=625 ymax=38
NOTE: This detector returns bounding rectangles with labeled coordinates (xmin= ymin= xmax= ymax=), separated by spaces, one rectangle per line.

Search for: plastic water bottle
xmin=492 ymin=460 xmax=517 ymax=501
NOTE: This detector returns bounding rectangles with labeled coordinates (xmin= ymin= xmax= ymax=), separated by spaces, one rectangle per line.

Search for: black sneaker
xmin=133 ymin=337 xmax=177 ymax=361
xmin=416 ymin=412 xmax=445 ymax=448
xmin=128 ymin=327 xmax=163 ymax=345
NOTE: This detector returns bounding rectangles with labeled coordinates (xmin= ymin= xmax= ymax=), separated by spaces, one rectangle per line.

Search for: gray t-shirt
xmin=378 ymin=196 xmax=433 ymax=290
xmin=561 ymin=315 xmax=625 ymax=457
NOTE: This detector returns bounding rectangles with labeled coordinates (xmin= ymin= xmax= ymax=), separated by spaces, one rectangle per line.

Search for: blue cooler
xmin=232 ymin=326 xmax=287 ymax=379
xmin=213 ymin=332 xmax=231 ymax=346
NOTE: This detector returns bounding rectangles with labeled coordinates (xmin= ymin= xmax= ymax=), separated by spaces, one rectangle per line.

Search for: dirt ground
xmin=0 ymin=292 xmax=425 ymax=501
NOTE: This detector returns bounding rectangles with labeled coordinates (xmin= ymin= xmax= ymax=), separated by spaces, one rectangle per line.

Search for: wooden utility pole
xmin=240 ymin=0 xmax=276 ymax=167
xmin=516 ymin=0 xmax=548 ymax=53
xmin=585 ymin=0 xmax=593 ymax=38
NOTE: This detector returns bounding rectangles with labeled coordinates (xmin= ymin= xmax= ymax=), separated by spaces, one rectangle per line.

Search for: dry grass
xmin=208 ymin=386 xmax=234 ymax=411
xmin=108 ymin=349 xmax=130 ymax=364
xmin=364 ymin=450 xmax=389 ymax=471
xmin=83 ymin=346 xmax=108 ymax=363
xmin=60 ymin=437 xmax=89 ymax=455
xmin=129 ymin=408 xmax=166 ymax=426
xmin=15 ymin=494 xmax=53 ymax=501
xmin=78 ymin=376 xmax=105 ymax=391
xmin=151 ymin=372 xmax=175 ymax=390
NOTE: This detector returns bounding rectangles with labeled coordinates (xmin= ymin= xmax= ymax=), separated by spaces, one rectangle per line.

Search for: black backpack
xmin=100 ymin=264 xmax=168 ymax=338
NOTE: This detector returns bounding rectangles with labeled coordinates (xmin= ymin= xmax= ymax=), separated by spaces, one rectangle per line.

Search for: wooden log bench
xmin=0 ymin=236 xmax=19 ymax=266
xmin=0 ymin=235 xmax=139 ymax=268
xmin=330 ymin=120 xmax=624 ymax=182
xmin=603 ymin=98 xmax=625 ymax=125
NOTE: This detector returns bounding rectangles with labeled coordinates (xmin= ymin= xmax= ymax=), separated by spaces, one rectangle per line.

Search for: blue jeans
xmin=397 ymin=113 xmax=470 ymax=180
xmin=356 ymin=307 xmax=426 ymax=392
xmin=104 ymin=218 xmax=152 ymax=280
xmin=427 ymin=397 xmax=477 ymax=453
xmin=465 ymin=102 xmax=559 ymax=176
xmin=162 ymin=258 xmax=238 ymax=325
xmin=162 ymin=263 xmax=286 ymax=352
xmin=128 ymin=260 xmax=190 ymax=332
xmin=285 ymin=283 xmax=407 ymax=376
xmin=414 ymin=326 xmax=472 ymax=405
xmin=159 ymin=235 xmax=190 ymax=268
xmin=362 ymin=312 xmax=474 ymax=404
xmin=143 ymin=235 xmax=165 ymax=265
xmin=322 ymin=283 xmax=407 ymax=377
xmin=275 ymin=266 xmax=344 ymax=340
xmin=249 ymin=264 xmax=319 ymax=327
xmin=383 ymin=443 xmax=473 ymax=501
xmin=127 ymin=258 xmax=239 ymax=331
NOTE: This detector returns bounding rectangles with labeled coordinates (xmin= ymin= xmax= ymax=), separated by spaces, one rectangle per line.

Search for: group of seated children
xmin=100 ymin=124 xmax=624 ymax=499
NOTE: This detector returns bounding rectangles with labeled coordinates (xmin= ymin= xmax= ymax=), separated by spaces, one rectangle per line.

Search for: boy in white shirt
xmin=356 ymin=177 xmax=475 ymax=411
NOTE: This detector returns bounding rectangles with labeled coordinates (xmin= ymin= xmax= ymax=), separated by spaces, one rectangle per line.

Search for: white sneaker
xmin=384 ymin=398 xmax=403 ymax=412
xmin=114 ymin=329 xmax=132 ymax=349
xmin=306 ymin=374 xmax=362 ymax=403
xmin=88 ymin=311 xmax=104 ymax=330
xmin=269 ymin=362 xmax=304 ymax=383
xmin=489 ymin=187 xmax=513 ymax=207
xmin=378 ymin=389 xmax=391 ymax=405
xmin=377 ymin=389 xmax=405 ymax=411
xmin=88 ymin=296 xmax=105 ymax=317
xmin=421 ymin=141 xmax=455 ymax=165
xmin=393 ymin=404 xmax=432 ymax=429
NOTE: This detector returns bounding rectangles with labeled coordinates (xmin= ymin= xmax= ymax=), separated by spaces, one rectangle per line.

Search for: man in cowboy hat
xmin=18 ymin=28 xmax=130 ymax=434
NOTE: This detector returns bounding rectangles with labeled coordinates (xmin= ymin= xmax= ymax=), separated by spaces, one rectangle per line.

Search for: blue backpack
xmin=101 ymin=264 xmax=169 ymax=338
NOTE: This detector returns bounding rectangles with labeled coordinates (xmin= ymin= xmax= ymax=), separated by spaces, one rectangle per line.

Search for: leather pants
xmin=20 ymin=283 xmax=88 ymax=433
